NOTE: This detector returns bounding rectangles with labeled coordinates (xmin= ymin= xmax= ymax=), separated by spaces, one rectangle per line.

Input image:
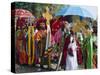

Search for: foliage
xmin=14 ymin=2 xmax=63 ymax=18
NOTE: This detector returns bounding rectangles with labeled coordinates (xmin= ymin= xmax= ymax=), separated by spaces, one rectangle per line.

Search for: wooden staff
xmin=56 ymin=52 xmax=62 ymax=71
xmin=32 ymin=26 xmax=35 ymax=64
xmin=28 ymin=26 xmax=31 ymax=65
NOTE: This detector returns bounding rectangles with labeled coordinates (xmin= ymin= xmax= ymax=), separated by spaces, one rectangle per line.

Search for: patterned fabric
xmin=34 ymin=30 xmax=47 ymax=64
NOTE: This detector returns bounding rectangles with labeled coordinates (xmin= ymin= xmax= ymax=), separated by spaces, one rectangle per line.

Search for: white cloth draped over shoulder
xmin=45 ymin=25 xmax=51 ymax=50
xmin=66 ymin=36 xmax=78 ymax=70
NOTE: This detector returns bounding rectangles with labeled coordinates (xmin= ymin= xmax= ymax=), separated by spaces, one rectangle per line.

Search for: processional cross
xmin=42 ymin=6 xmax=52 ymax=25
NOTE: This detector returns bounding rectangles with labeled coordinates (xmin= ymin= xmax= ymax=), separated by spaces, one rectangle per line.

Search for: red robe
xmin=76 ymin=38 xmax=83 ymax=65
xmin=61 ymin=35 xmax=82 ymax=66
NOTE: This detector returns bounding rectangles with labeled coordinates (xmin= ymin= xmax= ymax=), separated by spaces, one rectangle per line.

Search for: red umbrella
xmin=12 ymin=9 xmax=34 ymax=28
xmin=11 ymin=9 xmax=33 ymax=17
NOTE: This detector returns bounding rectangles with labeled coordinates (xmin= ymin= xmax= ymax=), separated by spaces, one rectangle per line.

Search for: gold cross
xmin=42 ymin=6 xmax=52 ymax=25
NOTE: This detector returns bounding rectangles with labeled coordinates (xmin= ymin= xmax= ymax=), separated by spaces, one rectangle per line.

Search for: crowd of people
xmin=15 ymin=15 xmax=97 ymax=71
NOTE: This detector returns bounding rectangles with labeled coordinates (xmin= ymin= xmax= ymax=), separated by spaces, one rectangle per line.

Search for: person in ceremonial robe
xmin=50 ymin=18 xmax=56 ymax=46
xmin=16 ymin=26 xmax=24 ymax=64
xmin=22 ymin=25 xmax=28 ymax=64
xmin=50 ymin=18 xmax=62 ymax=46
xmin=34 ymin=18 xmax=47 ymax=67
xmin=83 ymin=33 xmax=93 ymax=69
xmin=16 ymin=26 xmax=22 ymax=64
xmin=61 ymin=31 xmax=82 ymax=70
xmin=92 ymin=30 xmax=97 ymax=68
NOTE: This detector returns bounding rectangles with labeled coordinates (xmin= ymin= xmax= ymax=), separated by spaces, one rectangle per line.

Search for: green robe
xmin=86 ymin=35 xmax=93 ymax=69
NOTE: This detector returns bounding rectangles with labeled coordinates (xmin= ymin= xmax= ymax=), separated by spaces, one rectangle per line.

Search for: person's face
xmin=40 ymin=22 xmax=45 ymax=29
xmin=64 ymin=21 xmax=68 ymax=28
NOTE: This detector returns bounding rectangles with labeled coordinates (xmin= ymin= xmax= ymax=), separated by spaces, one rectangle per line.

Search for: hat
xmin=36 ymin=18 xmax=47 ymax=29
xmin=37 ymin=18 xmax=46 ymax=24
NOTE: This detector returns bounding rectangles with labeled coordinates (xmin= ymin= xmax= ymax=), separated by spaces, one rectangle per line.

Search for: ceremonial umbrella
xmin=11 ymin=9 xmax=34 ymax=28
xmin=11 ymin=9 xmax=33 ymax=17
xmin=55 ymin=5 xmax=95 ymax=19
xmin=55 ymin=6 xmax=69 ymax=16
